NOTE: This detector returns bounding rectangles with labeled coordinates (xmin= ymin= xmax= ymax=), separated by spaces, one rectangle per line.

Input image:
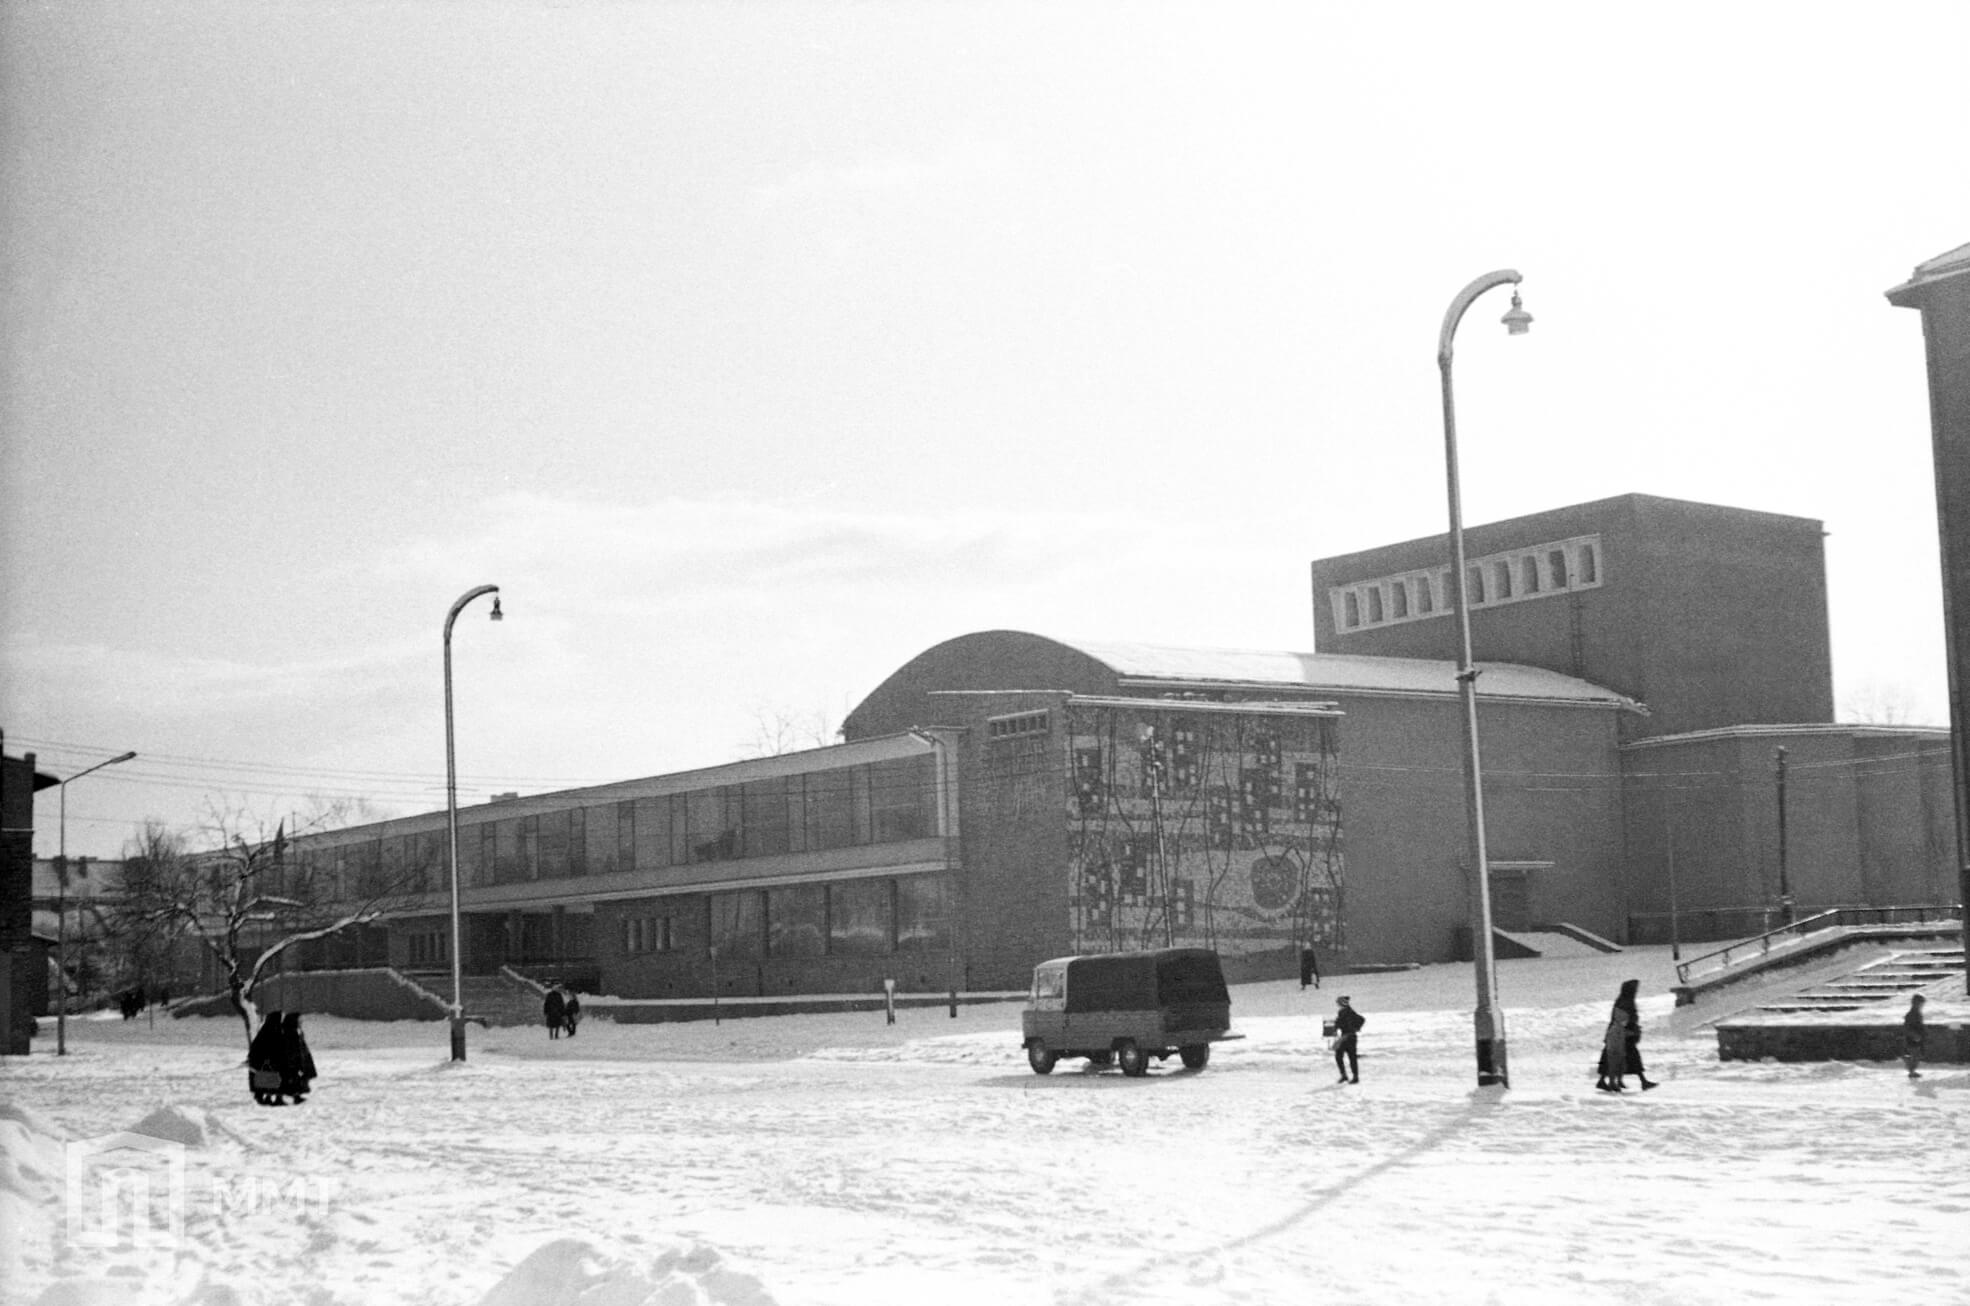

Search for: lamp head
xmin=1501 ymin=291 xmax=1532 ymax=336
xmin=490 ymin=596 xmax=503 ymax=622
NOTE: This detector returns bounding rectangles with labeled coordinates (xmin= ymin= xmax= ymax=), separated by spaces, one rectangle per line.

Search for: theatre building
xmin=265 ymin=492 xmax=1950 ymax=1002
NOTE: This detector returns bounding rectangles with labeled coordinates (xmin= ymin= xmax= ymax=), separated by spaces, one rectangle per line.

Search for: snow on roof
xmin=1056 ymin=637 xmax=1639 ymax=710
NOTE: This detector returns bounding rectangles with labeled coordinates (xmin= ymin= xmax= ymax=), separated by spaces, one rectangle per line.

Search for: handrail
xmin=1674 ymin=903 xmax=1962 ymax=986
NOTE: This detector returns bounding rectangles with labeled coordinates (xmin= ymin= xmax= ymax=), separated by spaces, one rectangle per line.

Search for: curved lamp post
xmin=444 ymin=585 xmax=502 ymax=1061
xmin=56 ymin=749 xmax=137 ymax=1055
xmin=1438 ymin=268 xmax=1531 ymax=1089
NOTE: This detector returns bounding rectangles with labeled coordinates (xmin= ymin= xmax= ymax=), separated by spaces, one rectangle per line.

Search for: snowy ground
xmin=3 ymin=946 xmax=1964 ymax=1306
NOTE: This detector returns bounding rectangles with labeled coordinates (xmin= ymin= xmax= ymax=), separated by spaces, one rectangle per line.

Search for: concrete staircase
xmin=1753 ymin=948 xmax=1965 ymax=1015
xmin=402 ymin=970 xmax=549 ymax=1028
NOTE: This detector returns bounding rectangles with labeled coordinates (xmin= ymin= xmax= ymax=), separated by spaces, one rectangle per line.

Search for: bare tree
xmin=1840 ymin=681 xmax=1929 ymax=726
xmin=737 ymin=702 xmax=841 ymax=758
xmin=114 ymin=800 xmax=423 ymax=1047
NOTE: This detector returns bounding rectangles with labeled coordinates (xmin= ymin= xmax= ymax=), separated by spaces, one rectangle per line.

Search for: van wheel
xmin=1179 ymin=1044 xmax=1211 ymax=1070
xmin=1117 ymin=1040 xmax=1150 ymax=1078
xmin=1027 ymin=1041 xmax=1057 ymax=1075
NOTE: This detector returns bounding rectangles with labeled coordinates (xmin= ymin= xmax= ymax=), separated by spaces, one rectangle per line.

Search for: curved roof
xmin=1058 ymin=636 xmax=1639 ymax=707
xmin=844 ymin=630 xmax=1639 ymax=741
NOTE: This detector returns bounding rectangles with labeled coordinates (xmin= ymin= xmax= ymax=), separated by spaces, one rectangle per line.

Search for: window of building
xmin=804 ymin=768 xmax=858 ymax=851
xmin=1548 ymin=549 xmax=1569 ymax=588
xmin=743 ymin=776 xmax=794 ymax=858
xmin=632 ymin=796 xmax=673 ymax=870
xmin=766 ymin=884 xmax=826 ymax=958
xmin=1391 ymin=581 xmax=1408 ymax=619
xmin=1343 ymin=591 xmax=1360 ymax=628
xmin=614 ymin=801 xmax=635 ymax=873
xmin=478 ymin=823 xmax=497 ymax=887
xmin=1416 ymin=575 xmax=1434 ymax=614
xmin=1366 ymin=587 xmax=1384 ymax=622
xmin=520 ymin=815 xmax=540 ymax=880
xmin=1467 ymin=565 xmax=1485 ymax=604
xmin=1494 ymin=560 xmax=1513 ymax=599
xmin=622 ymin=914 xmax=674 ymax=956
xmin=709 ymin=890 xmax=763 ymax=959
xmin=1579 ymin=541 xmax=1598 ymax=583
xmin=869 ymin=755 xmax=933 ymax=842
xmin=408 ymin=930 xmax=447 ymax=965
xmin=896 ymin=876 xmax=952 ymax=953
xmin=829 ymin=878 xmax=894 ymax=956
xmin=687 ymin=787 xmax=738 ymax=862
xmin=1522 ymin=555 xmax=1541 ymax=594
xmin=566 ymin=807 xmax=585 ymax=877
xmin=987 ymin=710 xmax=1049 ymax=738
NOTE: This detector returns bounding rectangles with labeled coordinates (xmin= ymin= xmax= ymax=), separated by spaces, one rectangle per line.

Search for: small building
xmin=2 ymin=746 xmax=62 ymax=1052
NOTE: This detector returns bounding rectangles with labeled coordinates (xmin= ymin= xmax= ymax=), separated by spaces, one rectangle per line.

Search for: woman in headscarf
xmin=279 ymin=1011 xmax=318 ymax=1103
xmin=249 ymin=1009 xmax=287 ymax=1106
xmin=1598 ymin=979 xmax=1657 ymax=1092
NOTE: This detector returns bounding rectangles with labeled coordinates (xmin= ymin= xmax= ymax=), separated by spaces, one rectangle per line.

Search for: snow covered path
xmin=3 ymin=948 xmax=1965 ymax=1305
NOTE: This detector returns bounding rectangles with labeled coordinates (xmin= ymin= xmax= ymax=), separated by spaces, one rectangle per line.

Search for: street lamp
xmin=56 ymin=749 xmax=137 ymax=1055
xmin=1438 ymin=268 xmax=1531 ymax=1089
xmin=443 ymin=584 xmax=503 ymax=1062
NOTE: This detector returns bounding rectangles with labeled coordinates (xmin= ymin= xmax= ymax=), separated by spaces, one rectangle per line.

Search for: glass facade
xmin=433 ymin=755 xmax=936 ymax=885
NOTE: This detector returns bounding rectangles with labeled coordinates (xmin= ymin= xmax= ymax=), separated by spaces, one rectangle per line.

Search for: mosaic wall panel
xmin=1064 ymin=703 xmax=1344 ymax=958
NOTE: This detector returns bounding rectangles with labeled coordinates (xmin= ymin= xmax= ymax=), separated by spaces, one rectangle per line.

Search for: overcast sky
xmin=5 ymin=1 xmax=1966 ymax=858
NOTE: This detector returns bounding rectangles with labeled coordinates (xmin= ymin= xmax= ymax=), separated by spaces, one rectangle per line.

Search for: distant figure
xmin=1299 ymin=948 xmax=1322 ymax=990
xmin=280 ymin=1012 xmax=317 ymax=1103
xmin=249 ymin=1010 xmax=288 ymax=1106
xmin=544 ymin=987 xmax=566 ymax=1040
xmin=1903 ymin=994 xmax=1927 ymax=1079
xmin=1332 ymin=995 xmax=1365 ymax=1084
xmin=1599 ymin=978 xmax=1656 ymax=1092
xmin=563 ymin=992 xmax=581 ymax=1037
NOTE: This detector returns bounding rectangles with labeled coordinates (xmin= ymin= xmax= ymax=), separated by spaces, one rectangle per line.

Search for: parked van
xmin=1021 ymin=947 xmax=1239 ymax=1076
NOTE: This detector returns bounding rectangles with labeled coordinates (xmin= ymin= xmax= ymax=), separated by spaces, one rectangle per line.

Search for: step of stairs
xmin=1754 ymin=947 xmax=1965 ymax=1017
xmin=401 ymin=971 xmax=550 ymax=1027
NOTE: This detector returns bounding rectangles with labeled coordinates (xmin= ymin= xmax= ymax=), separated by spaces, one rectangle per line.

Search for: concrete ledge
xmin=1716 ymin=1018 xmax=1968 ymax=1063
xmin=595 ymin=991 xmax=1027 ymax=1025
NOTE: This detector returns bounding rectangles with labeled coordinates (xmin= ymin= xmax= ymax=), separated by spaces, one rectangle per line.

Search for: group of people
xmin=542 ymin=986 xmax=582 ymax=1039
xmin=246 ymin=1010 xmax=317 ymax=1107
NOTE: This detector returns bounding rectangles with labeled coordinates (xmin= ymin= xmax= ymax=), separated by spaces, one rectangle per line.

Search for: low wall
xmin=600 ymin=991 xmax=1024 ymax=1025
xmin=173 ymin=969 xmax=447 ymax=1022
xmin=1716 ymin=1018 xmax=1967 ymax=1064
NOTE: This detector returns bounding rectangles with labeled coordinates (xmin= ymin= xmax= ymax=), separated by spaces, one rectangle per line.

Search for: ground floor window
xmin=622 ymin=915 xmax=674 ymax=955
xmin=829 ymin=878 xmax=894 ymax=957
xmin=407 ymin=930 xmax=448 ymax=965
xmin=895 ymin=876 xmax=953 ymax=953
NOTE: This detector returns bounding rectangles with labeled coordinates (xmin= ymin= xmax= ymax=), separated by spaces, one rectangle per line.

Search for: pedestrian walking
xmin=248 ymin=1009 xmax=288 ymax=1106
xmin=1903 ymin=994 xmax=1926 ymax=1079
xmin=1598 ymin=978 xmax=1656 ymax=1092
xmin=1332 ymin=995 xmax=1364 ymax=1084
xmin=544 ymin=987 xmax=566 ymax=1040
xmin=1299 ymin=948 xmax=1322 ymax=990
xmin=563 ymin=992 xmax=581 ymax=1037
xmin=280 ymin=1012 xmax=317 ymax=1103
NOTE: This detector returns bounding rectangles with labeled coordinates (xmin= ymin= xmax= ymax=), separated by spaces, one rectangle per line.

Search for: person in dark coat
xmin=249 ymin=1010 xmax=287 ymax=1106
xmin=1599 ymin=978 xmax=1656 ymax=1092
xmin=1332 ymin=995 xmax=1365 ymax=1084
xmin=1903 ymin=994 xmax=1926 ymax=1079
xmin=543 ymin=987 xmax=566 ymax=1039
xmin=1299 ymin=948 xmax=1322 ymax=990
xmin=279 ymin=1012 xmax=317 ymax=1102
xmin=563 ymin=992 xmax=581 ymax=1037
